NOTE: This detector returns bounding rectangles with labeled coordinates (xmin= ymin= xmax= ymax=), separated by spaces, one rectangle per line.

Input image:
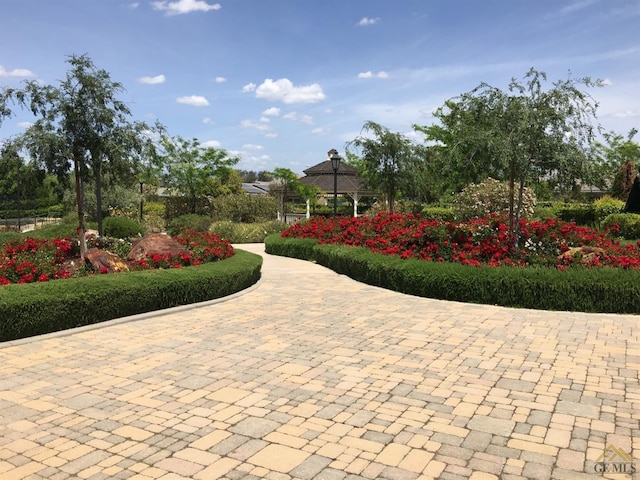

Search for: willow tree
xmin=347 ymin=121 xmax=415 ymax=213
xmin=416 ymin=68 xmax=602 ymax=246
xmin=6 ymin=54 xmax=148 ymax=257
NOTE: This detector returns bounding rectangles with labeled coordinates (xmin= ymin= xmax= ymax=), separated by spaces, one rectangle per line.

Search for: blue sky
xmin=1 ymin=0 xmax=639 ymax=175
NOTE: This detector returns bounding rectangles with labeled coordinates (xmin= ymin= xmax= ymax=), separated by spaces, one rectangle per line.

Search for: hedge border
xmin=0 ymin=249 xmax=262 ymax=342
xmin=265 ymin=234 xmax=640 ymax=314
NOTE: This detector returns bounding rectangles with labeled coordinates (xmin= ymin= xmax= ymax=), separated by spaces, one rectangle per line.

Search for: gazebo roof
xmin=299 ymin=173 xmax=368 ymax=193
xmin=303 ymin=161 xmax=359 ymax=176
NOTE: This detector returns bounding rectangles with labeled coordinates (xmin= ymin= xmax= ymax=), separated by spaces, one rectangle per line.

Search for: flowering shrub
xmin=282 ymin=212 xmax=640 ymax=269
xmin=129 ymin=229 xmax=234 ymax=270
xmin=454 ymin=177 xmax=536 ymax=220
xmin=0 ymin=230 xmax=234 ymax=285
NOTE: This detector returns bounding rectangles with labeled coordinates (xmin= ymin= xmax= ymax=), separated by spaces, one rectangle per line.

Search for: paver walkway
xmin=0 ymin=244 xmax=638 ymax=480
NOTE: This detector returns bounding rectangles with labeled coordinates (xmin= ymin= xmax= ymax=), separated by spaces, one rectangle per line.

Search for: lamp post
xmin=329 ymin=149 xmax=341 ymax=217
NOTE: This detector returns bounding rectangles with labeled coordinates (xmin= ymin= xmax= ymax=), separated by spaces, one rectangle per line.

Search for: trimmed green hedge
xmin=602 ymin=213 xmax=640 ymax=240
xmin=0 ymin=249 xmax=262 ymax=342
xmin=265 ymin=235 xmax=640 ymax=314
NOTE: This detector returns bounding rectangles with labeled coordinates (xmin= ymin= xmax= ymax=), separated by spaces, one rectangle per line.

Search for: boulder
xmin=557 ymin=246 xmax=605 ymax=264
xmin=85 ymin=248 xmax=130 ymax=273
xmin=127 ymin=233 xmax=186 ymax=262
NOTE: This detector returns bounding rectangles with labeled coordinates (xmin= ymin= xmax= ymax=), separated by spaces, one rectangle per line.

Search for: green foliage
xmin=593 ymin=195 xmax=625 ymax=223
xmin=347 ymin=122 xmax=416 ymax=213
xmin=555 ymin=204 xmax=596 ymax=226
xmin=610 ymin=159 xmax=637 ymax=201
xmin=166 ymin=214 xmax=213 ymax=236
xmin=209 ymin=193 xmax=277 ymax=223
xmin=102 ymin=216 xmax=146 ymax=239
xmin=421 ymin=206 xmax=456 ymax=221
xmin=265 ymin=234 xmax=318 ymax=261
xmin=142 ymin=201 xmax=166 ymax=233
xmin=210 ymin=221 xmax=288 ymax=243
xmin=454 ymin=178 xmax=536 ymax=221
xmin=602 ymin=213 xmax=640 ymax=240
xmin=415 ymin=68 xmax=601 ymax=232
xmin=0 ymin=250 xmax=262 ymax=342
xmin=591 ymin=129 xmax=640 ymax=194
xmin=265 ymin=236 xmax=640 ymax=314
xmin=157 ymin=135 xmax=240 ymax=214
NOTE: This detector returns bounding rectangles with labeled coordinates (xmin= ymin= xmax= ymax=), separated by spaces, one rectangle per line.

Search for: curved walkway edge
xmin=0 ymin=243 xmax=638 ymax=480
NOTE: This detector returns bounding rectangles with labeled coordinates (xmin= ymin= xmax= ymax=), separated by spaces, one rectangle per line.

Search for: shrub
xmin=602 ymin=213 xmax=640 ymax=240
xmin=209 ymin=194 xmax=277 ymax=223
xmin=166 ymin=214 xmax=213 ymax=236
xmin=454 ymin=178 xmax=536 ymax=221
xmin=0 ymin=249 xmax=262 ymax=342
xmin=593 ymin=195 xmax=625 ymax=223
xmin=210 ymin=220 xmax=288 ymax=243
xmin=555 ymin=204 xmax=596 ymax=226
xmin=265 ymin=236 xmax=640 ymax=314
xmin=422 ymin=206 xmax=456 ymax=221
xmin=142 ymin=201 xmax=166 ymax=233
xmin=103 ymin=216 xmax=146 ymax=238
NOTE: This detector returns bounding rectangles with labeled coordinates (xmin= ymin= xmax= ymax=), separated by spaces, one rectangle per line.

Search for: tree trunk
xmin=508 ymin=162 xmax=515 ymax=239
xmin=514 ymin=175 xmax=526 ymax=250
xmin=74 ymin=156 xmax=87 ymax=260
xmin=95 ymin=157 xmax=103 ymax=236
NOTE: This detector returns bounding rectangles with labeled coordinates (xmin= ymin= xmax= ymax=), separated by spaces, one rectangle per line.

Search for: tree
xmin=415 ymin=68 xmax=601 ymax=245
xmin=347 ymin=121 xmax=415 ymax=213
xmin=591 ymin=129 xmax=640 ymax=197
xmin=157 ymin=135 xmax=240 ymax=214
xmin=7 ymin=54 xmax=150 ymax=257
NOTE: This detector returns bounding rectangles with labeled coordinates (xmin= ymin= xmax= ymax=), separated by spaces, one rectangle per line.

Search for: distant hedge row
xmin=0 ymin=249 xmax=262 ymax=342
xmin=265 ymin=235 xmax=640 ymax=314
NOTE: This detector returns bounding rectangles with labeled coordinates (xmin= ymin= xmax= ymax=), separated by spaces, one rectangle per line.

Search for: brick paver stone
xmin=0 ymin=244 xmax=637 ymax=480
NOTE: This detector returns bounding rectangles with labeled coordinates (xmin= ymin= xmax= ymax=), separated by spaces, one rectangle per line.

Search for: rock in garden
xmin=85 ymin=248 xmax=130 ymax=273
xmin=557 ymin=246 xmax=605 ymax=264
xmin=126 ymin=233 xmax=186 ymax=262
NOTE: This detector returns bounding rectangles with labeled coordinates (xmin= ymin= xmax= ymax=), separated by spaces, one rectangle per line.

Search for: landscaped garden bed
xmin=266 ymin=212 xmax=640 ymax=313
xmin=0 ymin=229 xmax=234 ymax=285
xmin=0 ymin=229 xmax=261 ymax=342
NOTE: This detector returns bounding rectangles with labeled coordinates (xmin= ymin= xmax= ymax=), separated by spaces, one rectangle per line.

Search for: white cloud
xmin=358 ymin=71 xmax=388 ymax=79
xmin=129 ymin=2 xmax=140 ymax=8
xmin=138 ymin=74 xmax=165 ymax=85
xmin=203 ymin=117 xmax=214 ymax=124
xmin=312 ymin=127 xmax=331 ymax=135
xmin=0 ymin=65 xmax=35 ymax=78
xmin=264 ymin=132 xmax=278 ymax=138
xmin=18 ymin=121 xmax=33 ymax=129
xmin=176 ymin=95 xmax=210 ymax=106
xmin=262 ymin=107 xmax=281 ymax=116
xmin=558 ymin=0 xmax=599 ymax=15
xmin=241 ymin=119 xmax=271 ymax=132
xmin=242 ymin=144 xmax=264 ymax=150
xmin=283 ymin=112 xmax=314 ymax=124
xmin=613 ymin=110 xmax=638 ymax=118
xmin=151 ymin=0 xmax=221 ymax=16
xmin=260 ymin=117 xmax=270 ymax=123
xmin=255 ymin=78 xmax=325 ymax=104
xmin=215 ymin=76 xmax=226 ymax=83
xmin=357 ymin=17 xmax=379 ymax=26
xmin=601 ymin=78 xmax=612 ymax=86
xmin=242 ymin=82 xmax=257 ymax=93
xmin=201 ymin=140 xmax=222 ymax=148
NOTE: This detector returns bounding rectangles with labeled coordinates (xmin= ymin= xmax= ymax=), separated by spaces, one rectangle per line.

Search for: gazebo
xmin=298 ymin=151 xmax=373 ymax=218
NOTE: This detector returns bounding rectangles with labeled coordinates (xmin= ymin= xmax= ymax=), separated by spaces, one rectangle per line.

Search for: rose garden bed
xmin=0 ymin=230 xmax=262 ymax=342
xmin=265 ymin=213 xmax=640 ymax=313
